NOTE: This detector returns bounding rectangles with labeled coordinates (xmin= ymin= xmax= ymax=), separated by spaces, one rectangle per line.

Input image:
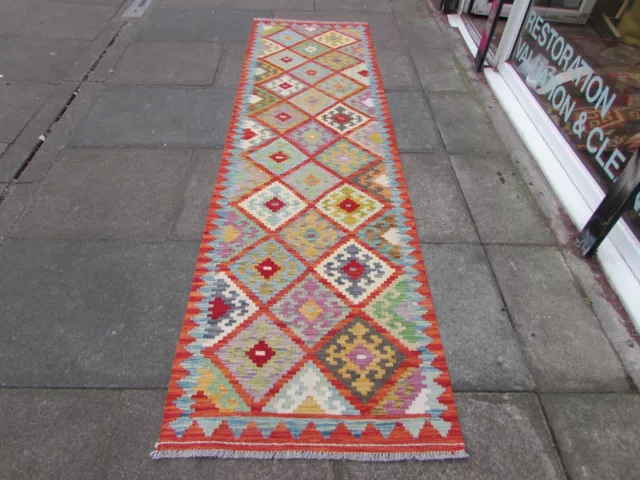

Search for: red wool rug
xmin=153 ymin=18 xmax=467 ymax=461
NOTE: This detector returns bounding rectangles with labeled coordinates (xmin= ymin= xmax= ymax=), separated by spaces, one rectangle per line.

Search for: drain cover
xmin=122 ymin=0 xmax=152 ymax=18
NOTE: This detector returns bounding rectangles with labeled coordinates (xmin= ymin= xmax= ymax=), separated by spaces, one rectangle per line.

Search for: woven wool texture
xmin=154 ymin=18 xmax=467 ymax=461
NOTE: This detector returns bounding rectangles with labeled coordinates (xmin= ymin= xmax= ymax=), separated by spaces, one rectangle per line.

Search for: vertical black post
xmin=475 ymin=0 xmax=505 ymax=71
xmin=577 ymin=148 xmax=640 ymax=257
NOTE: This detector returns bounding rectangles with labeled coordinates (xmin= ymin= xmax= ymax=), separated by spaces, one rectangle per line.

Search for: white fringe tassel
xmin=151 ymin=447 xmax=469 ymax=462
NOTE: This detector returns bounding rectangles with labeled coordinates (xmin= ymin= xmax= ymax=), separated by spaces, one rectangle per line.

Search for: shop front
xmin=447 ymin=0 xmax=640 ymax=327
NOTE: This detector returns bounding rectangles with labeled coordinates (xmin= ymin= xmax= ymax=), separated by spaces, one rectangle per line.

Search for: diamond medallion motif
xmin=257 ymin=38 xmax=285 ymax=58
xmin=344 ymin=90 xmax=376 ymax=117
xmin=279 ymin=209 xmax=345 ymax=261
xmin=318 ymin=104 xmax=368 ymax=135
xmin=315 ymin=239 xmax=395 ymax=304
xmin=317 ymin=184 xmax=384 ymax=231
xmin=207 ymin=207 xmax=266 ymax=262
xmin=262 ymin=74 xmax=307 ymax=98
xmin=283 ymin=162 xmax=341 ymax=201
xmin=289 ymin=88 xmax=336 ymax=116
xmin=315 ymin=51 xmax=360 ymax=71
xmin=215 ymin=315 xmax=305 ymax=401
xmin=314 ymin=30 xmax=357 ymax=49
xmin=268 ymin=28 xmax=306 ymax=47
xmin=317 ymin=317 xmax=406 ymax=403
xmin=316 ymin=138 xmax=377 ymax=177
xmin=358 ymin=213 xmax=402 ymax=261
xmin=289 ymin=61 xmax=333 ymax=84
xmin=285 ymin=120 xmax=337 ymax=155
xmin=341 ymin=63 xmax=370 ymax=86
xmin=291 ymin=39 xmax=331 ymax=59
xmin=230 ymin=238 xmax=306 ymax=302
xmin=238 ymin=181 xmax=306 ymax=231
xmin=257 ymin=102 xmax=308 ymax=133
xmin=237 ymin=118 xmax=276 ymax=151
xmin=347 ymin=121 xmax=387 ymax=158
xmin=255 ymin=60 xmax=283 ymax=83
xmin=264 ymin=50 xmax=308 ymax=71
xmin=316 ymin=74 xmax=363 ymax=100
xmin=272 ymin=275 xmax=349 ymax=346
xmin=191 ymin=272 xmax=259 ymax=348
xmin=248 ymin=138 xmax=307 ymax=175
xmin=247 ymin=87 xmax=281 ymax=114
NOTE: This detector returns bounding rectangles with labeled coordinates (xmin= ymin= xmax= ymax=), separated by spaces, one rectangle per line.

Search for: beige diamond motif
xmin=314 ymin=30 xmax=357 ymax=48
xmin=317 ymin=184 xmax=384 ymax=231
xmin=289 ymin=88 xmax=336 ymax=116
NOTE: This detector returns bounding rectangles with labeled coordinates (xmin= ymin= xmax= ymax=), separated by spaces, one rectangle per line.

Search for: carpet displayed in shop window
xmin=153 ymin=18 xmax=467 ymax=461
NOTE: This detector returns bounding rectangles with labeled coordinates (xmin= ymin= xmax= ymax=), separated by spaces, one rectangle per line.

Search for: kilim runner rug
xmin=153 ymin=18 xmax=467 ymax=461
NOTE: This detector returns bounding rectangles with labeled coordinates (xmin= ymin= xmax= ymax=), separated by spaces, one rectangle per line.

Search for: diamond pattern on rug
xmin=317 ymin=317 xmax=406 ymax=403
xmin=317 ymin=184 xmax=384 ymax=231
xmin=238 ymin=181 xmax=306 ymax=231
xmin=316 ymin=74 xmax=364 ymax=100
xmin=285 ymin=120 xmax=337 ymax=155
xmin=291 ymin=39 xmax=331 ymax=59
xmin=262 ymin=74 xmax=308 ymax=98
xmin=238 ymin=118 xmax=277 ymax=151
xmin=264 ymin=50 xmax=308 ymax=71
xmin=289 ymin=88 xmax=336 ymax=116
xmin=314 ymin=30 xmax=357 ymax=49
xmin=315 ymin=239 xmax=395 ymax=305
xmin=271 ymin=275 xmax=349 ymax=346
xmin=207 ymin=207 xmax=266 ymax=262
xmin=341 ymin=63 xmax=370 ymax=86
xmin=255 ymin=60 xmax=283 ymax=83
xmin=156 ymin=19 xmax=466 ymax=461
xmin=264 ymin=361 xmax=359 ymax=414
xmin=248 ymin=138 xmax=307 ymax=175
xmin=289 ymin=61 xmax=333 ymax=85
xmin=215 ymin=315 xmax=305 ymax=401
xmin=318 ymin=104 xmax=368 ymax=135
xmin=268 ymin=28 xmax=306 ymax=47
xmin=193 ymin=271 xmax=259 ymax=347
xmin=351 ymin=162 xmax=392 ymax=201
xmin=282 ymin=162 xmax=341 ymax=201
xmin=248 ymin=87 xmax=281 ymax=114
xmin=279 ymin=209 xmax=345 ymax=261
xmin=257 ymin=38 xmax=285 ymax=58
xmin=344 ymin=90 xmax=376 ymax=117
xmin=230 ymin=238 xmax=305 ymax=302
xmin=257 ymin=102 xmax=308 ymax=133
xmin=315 ymin=51 xmax=361 ymax=71
xmin=358 ymin=213 xmax=402 ymax=262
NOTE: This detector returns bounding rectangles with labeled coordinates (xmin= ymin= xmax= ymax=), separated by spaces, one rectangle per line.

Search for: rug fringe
xmin=151 ymin=448 xmax=469 ymax=462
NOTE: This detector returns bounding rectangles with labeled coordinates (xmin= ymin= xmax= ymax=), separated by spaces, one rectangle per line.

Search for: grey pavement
xmin=1 ymin=1 xmax=639 ymax=478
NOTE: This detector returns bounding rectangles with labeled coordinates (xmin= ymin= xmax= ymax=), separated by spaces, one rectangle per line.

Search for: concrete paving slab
xmin=137 ymin=9 xmax=272 ymax=42
xmin=0 ymin=388 xmax=119 ymax=480
xmin=389 ymin=0 xmax=432 ymax=16
xmin=0 ymin=81 xmax=56 ymax=144
xmin=0 ymin=144 xmax=6 ymax=156
xmin=343 ymin=393 xmax=565 ymax=479
xmin=542 ymin=393 xmax=640 ymax=480
xmin=411 ymin=48 xmax=468 ymax=92
xmin=171 ymin=149 xmax=223 ymax=239
xmin=486 ymin=245 xmax=630 ymax=392
xmin=235 ymin=0 xmax=314 ymax=9
xmin=422 ymin=244 xmax=534 ymax=391
xmin=429 ymin=92 xmax=505 ymax=155
xmin=0 ymin=239 xmax=199 ymax=387
xmin=273 ymin=10 xmax=405 ymax=49
xmin=82 ymin=21 xmax=139 ymax=82
xmin=0 ymin=184 xmax=37 ymax=240
xmin=401 ymin=153 xmax=478 ymax=243
xmin=450 ymin=154 xmax=554 ymax=244
xmin=396 ymin=15 xmax=446 ymax=49
xmin=315 ymin=0 xmax=392 ymax=13
xmin=213 ymin=42 xmax=248 ymax=87
xmin=0 ymin=81 xmax=78 ymax=182
xmin=69 ymin=87 xmax=235 ymax=147
xmin=0 ymin=36 xmax=90 ymax=83
xmin=0 ymin=0 xmax=117 ymax=40
xmin=15 ymin=82 xmax=100 ymax=183
xmin=106 ymin=390 xmax=337 ymax=479
xmin=376 ymin=48 xmax=422 ymax=90
xmin=107 ymin=42 xmax=222 ymax=85
xmin=156 ymin=0 xmax=235 ymax=8
xmin=386 ymin=91 xmax=443 ymax=152
xmin=13 ymin=148 xmax=192 ymax=239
